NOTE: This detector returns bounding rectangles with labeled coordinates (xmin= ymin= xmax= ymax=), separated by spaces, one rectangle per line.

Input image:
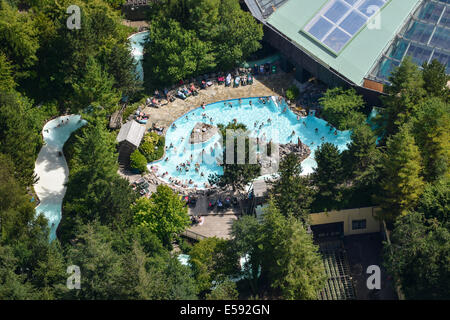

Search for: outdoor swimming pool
xmin=34 ymin=115 xmax=86 ymax=241
xmin=150 ymin=98 xmax=352 ymax=188
xmin=129 ymin=31 xmax=149 ymax=81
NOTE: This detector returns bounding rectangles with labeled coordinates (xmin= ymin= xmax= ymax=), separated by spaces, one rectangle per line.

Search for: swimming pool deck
xmin=187 ymin=214 xmax=239 ymax=240
xmin=142 ymin=71 xmax=295 ymax=129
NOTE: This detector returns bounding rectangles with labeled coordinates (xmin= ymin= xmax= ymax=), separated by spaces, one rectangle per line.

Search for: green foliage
xmin=231 ymin=202 xmax=326 ymax=299
xmin=341 ymin=124 xmax=381 ymax=207
xmin=0 ymin=53 xmax=16 ymax=92
xmin=60 ymin=118 xmax=137 ymax=242
xmin=143 ymin=16 xmax=215 ymax=88
xmin=319 ymin=87 xmax=365 ymax=130
xmin=139 ymin=132 xmax=165 ymax=162
xmin=230 ymin=215 xmax=262 ymax=295
xmin=0 ymin=0 xmax=39 ymax=81
xmin=208 ymin=122 xmax=260 ymax=191
xmin=260 ymin=201 xmax=326 ymax=299
xmin=285 ymin=85 xmax=300 ymax=101
xmin=72 ymin=56 xmax=121 ymax=113
xmin=19 ymin=0 xmax=139 ymax=108
xmin=130 ymin=149 xmax=148 ymax=173
xmin=383 ymin=211 xmax=450 ymax=299
xmin=0 ymin=90 xmax=42 ymax=186
xmin=189 ymin=237 xmax=239 ymax=293
xmin=133 ymin=185 xmax=190 ymax=247
xmin=143 ymin=0 xmax=263 ymax=89
xmin=412 ymin=97 xmax=449 ymax=182
xmin=422 ymin=59 xmax=450 ymax=100
xmin=378 ymin=56 xmax=426 ymax=139
xmin=376 ymin=124 xmax=424 ymax=220
xmin=206 ymin=279 xmax=239 ymax=300
xmin=0 ymin=154 xmax=37 ymax=243
xmin=312 ymin=142 xmax=344 ymax=211
xmin=269 ymin=153 xmax=313 ymax=223
xmin=416 ymin=178 xmax=449 ymax=224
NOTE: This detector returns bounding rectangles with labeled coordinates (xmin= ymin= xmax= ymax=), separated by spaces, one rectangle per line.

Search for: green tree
xmin=342 ymin=124 xmax=381 ymax=207
xmin=189 ymin=237 xmax=239 ymax=293
xmin=214 ymin=0 xmax=263 ymax=69
xmin=65 ymin=223 xmax=124 ymax=300
xmin=412 ymin=97 xmax=449 ymax=182
xmin=378 ymin=56 xmax=426 ymax=139
xmin=60 ymin=119 xmax=137 ymax=241
xmin=312 ymin=142 xmax=344 ymax=211
xmin=130 ymin=149 xmax=148 ymax=173
xmin=0 ymin=53 xmax=16 ymax=92
xmin=416 ymin=178 xmax=449 ymax=224
xmin=0 ymin=0 xmax=39 ymax=81
xmin=376 ymin=124 xmax=424 ymax=220
xmin=269 ymin=153 xmax=313 ymax=223
xmin=208 ymin=122 xmax=260 ymax=192
xmin=72 ymin=56 xmax=120 ymax=112
xmin=260 ymin=201 xmax=326 ymax=299
xmin=422 ymin=59 xmax=449 ymax=100
xmin=133 ymin=185 xmax=190 ymax=247
xmin=383 ymin=211 xmax=450 ymax=299
xmin=0 ymin=90 xmax=41 ymax=186
xmin=205 ymin=279 xmax=239 ymax=300
xmin=230 ymin=215 xmax=263 ymax=295
xmin=0 ymin=245 xmax=39 ymax=300
xmin=319 ymin=87 xmax=366 ymax=130
xmin=0 ymin=153 xmax=38 ymax=243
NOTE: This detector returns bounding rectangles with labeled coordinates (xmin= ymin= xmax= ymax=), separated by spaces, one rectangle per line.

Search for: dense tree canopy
xmin=132 ymin=185 xmax=190 ymax=247
xmin=143 ymin=0 xmax=263 ymax=89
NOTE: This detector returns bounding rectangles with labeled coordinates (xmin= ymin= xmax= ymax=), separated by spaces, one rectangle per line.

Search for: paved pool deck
xmin=142 ymin=71 xmax=296 ymax=129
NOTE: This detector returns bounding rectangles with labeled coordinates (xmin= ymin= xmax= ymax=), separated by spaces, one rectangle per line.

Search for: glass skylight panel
xmin=406 ymin=44 xmax=433 ymax=65
xmin=324 ymin=0 xmax=350 ymax=23
xmin=438 ymin=7 xmax=450 ymax=27
xmin=323 ymin=28 xmax=352 ymax=52
xmin=340 ymin=11 xmax=367 ymax=35
xmin=303 ymin=0 xmax=388 ymax=54
xmin=309 ymin=17 xmax=334 ymax=40
xmin=430 ymin=27 xmax=450 ymax=50
xmin=418 ymin=2 xmax=445 ymax=23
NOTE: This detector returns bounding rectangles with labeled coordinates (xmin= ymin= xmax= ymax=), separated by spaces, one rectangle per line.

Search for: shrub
xmin=139 ymin=132 xmax=165 ymax=162
xmin=286 ymin=85 xmax=300 ymax=101
xmin=130 ymin=149 xmax=148 ymax=173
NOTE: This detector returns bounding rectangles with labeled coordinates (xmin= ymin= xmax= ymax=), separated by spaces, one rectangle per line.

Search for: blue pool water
xmin=129 ymin=31 xmax=149 ymax=81
xmin=150 ymin=98 xmax=351 ymax=188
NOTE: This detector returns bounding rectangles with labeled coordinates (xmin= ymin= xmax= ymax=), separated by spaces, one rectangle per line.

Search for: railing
xmin=180 ymin=229 xmax=207 ymax=241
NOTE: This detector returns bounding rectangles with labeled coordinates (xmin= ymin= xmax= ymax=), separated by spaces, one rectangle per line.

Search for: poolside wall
xmin=310 ymin=206 xmax=381 ymax=236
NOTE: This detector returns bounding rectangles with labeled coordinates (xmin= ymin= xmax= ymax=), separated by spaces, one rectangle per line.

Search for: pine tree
xmin=412 ymin=97 xmax=450 ymax=182
xmin=422 ymin=59 xmax=449 ymax=100
xmin=376 ymin=124 xmax=424 ymax=220
xmin=312 ymin=142 xmax=344 ymax=211
xmin=378 ymin=56 xmax=426 ymax=140
xmin=269 ymin=153 xmax=313 ymax=224
xmin=260 ymin=201 xmax=326 ymax=299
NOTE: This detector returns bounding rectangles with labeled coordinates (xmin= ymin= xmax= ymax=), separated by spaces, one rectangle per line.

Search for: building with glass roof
xmin=245 ymin=0 xmax=449 ymax=102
